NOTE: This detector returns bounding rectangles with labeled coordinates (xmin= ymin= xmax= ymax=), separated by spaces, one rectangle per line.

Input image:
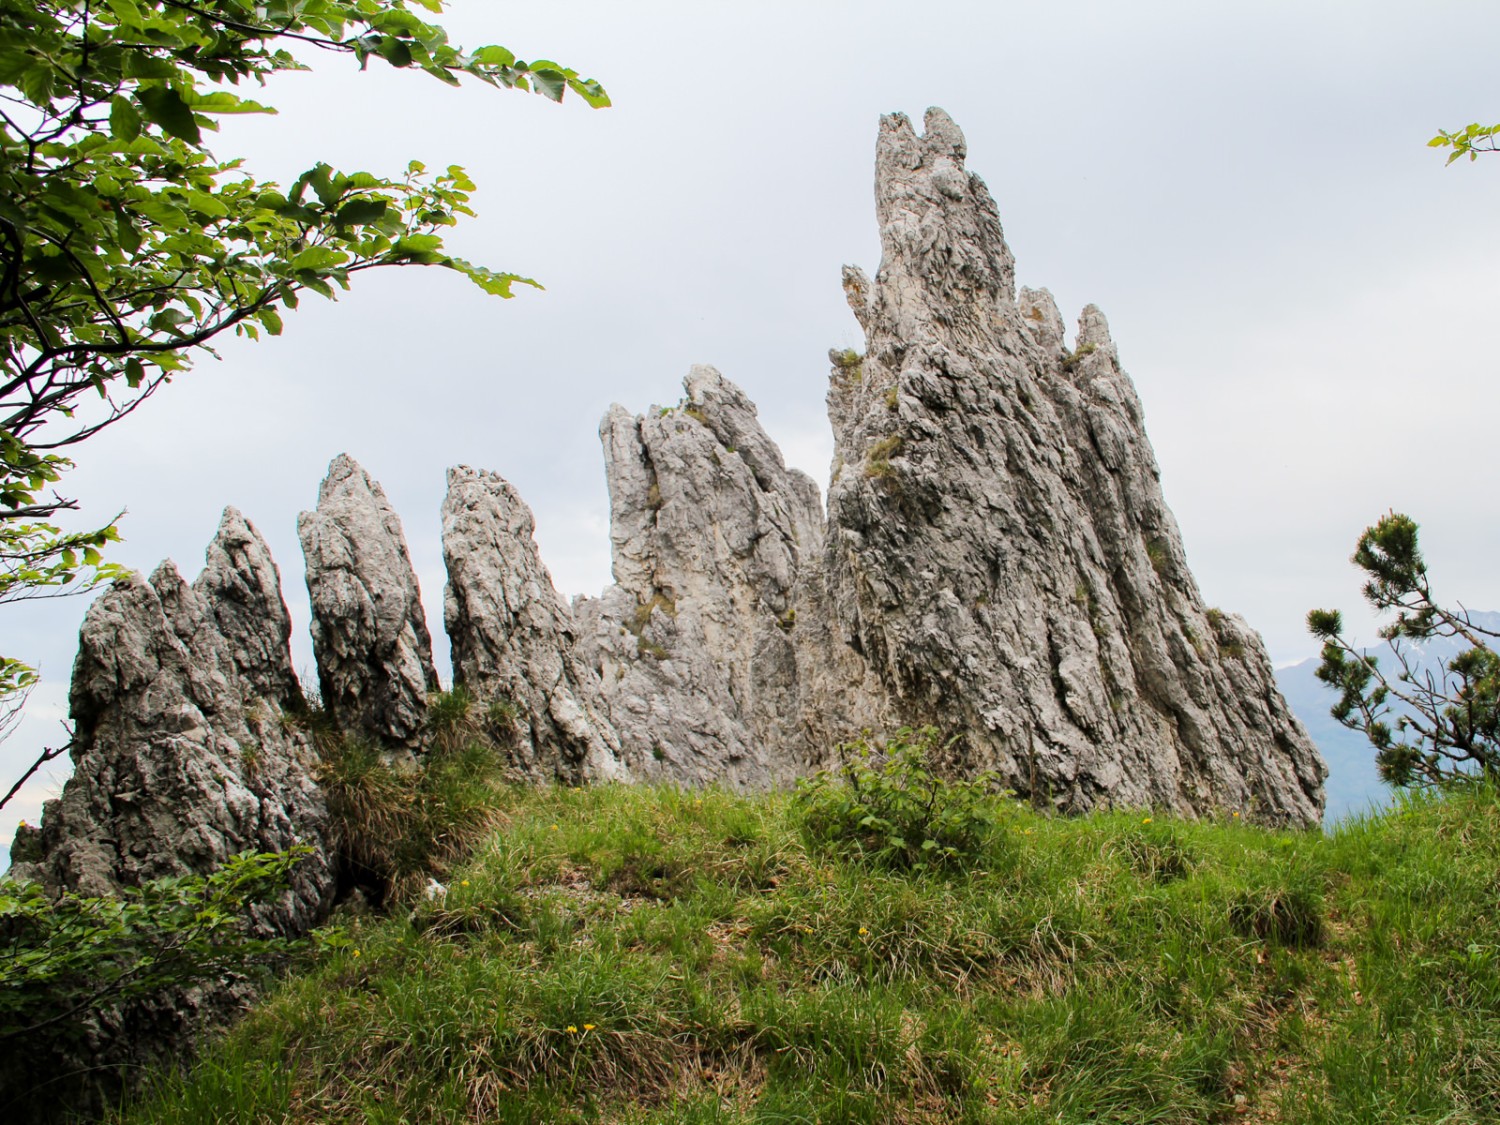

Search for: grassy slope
xmin=119 ymin=783 xmax=1500 ymax=1124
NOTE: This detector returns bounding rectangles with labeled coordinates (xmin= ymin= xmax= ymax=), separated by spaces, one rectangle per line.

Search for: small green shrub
xmin=627 ymin=591 xmax=676 ymax=636
xmin=1146 ymin=537 xmax=1169 ymax=576
xmin=427 ymin=684 xmax=475 ymax=737
xmin=831 ymin=347 xmax=863 ymax=382
xmin=793 ymin=728 xmax=1003 ymax=872
xmin=485 ymin=698 xmax=520 ymax=738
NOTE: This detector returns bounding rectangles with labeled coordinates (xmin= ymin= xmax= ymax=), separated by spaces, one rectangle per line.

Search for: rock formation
xmin=8 ymin=508 xmax=332 ymax=924
xmin=442 ymin=465 xmax=629 ymax=784
xmin=298 ymin=453 xmax=437 ymax=755
xmin=575 ymin=364 xmax=886 ymax=786
xmin=4 ymin=509 xmax=333 ymax=1118
xmin=823 ymin=108 xmax=1325 ymax=824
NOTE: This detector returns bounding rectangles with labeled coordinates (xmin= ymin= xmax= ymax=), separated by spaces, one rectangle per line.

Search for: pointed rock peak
xmin=870 ymin=107 xmax=1015 ymax=320
xmin=147 ymin=558 xmax=184 ymax=597
xmin=1075 ymin=304 xmax=1116 ymax=354
xmin=828 ymin=111 xmax=1324 ymax=827
xmin=299 ymin=453 xmax=436 ymax=753
xmin=16 ymin=513 xmax=332 ymax=913
xmin=1018 ymin=286 xmax=1066 ymax=352
xmin=683 ymin=364 xmax=790 ymax=493
xmin=579 ymin=369 xmax=874 ymax=789
xmin=445 ymin=464 xmax=533 ymax=533
xmin=319 ymin=451 xmax=385 ymax=508
xmin=199 ymin=506 xmax=300 ymax=706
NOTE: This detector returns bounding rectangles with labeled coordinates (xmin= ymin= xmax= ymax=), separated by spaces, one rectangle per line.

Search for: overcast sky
xmin=6 ymin=1 xmax=1500 ymax=852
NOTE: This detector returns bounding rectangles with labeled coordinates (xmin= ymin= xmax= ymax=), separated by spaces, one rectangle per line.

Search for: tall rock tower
xmin=825 ymin=108 xmax=1325 ymax=825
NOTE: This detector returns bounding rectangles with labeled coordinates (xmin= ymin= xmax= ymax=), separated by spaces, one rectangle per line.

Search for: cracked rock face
xmin=574 ymin=364 xmax=886 ymax=787
xmin=298 ymin=454 xmax=437 ymax=754
xmin=442 ymin=465 xmax=629 ymax=784
xmin=8 ymin=508 xmax=334 ymax=929
xmin=824 ymin=108 xmax=1325 ymax=825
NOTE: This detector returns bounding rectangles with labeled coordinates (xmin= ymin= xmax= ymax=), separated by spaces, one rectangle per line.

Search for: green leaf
xmin=333 ymin=199 xmax=389 ymax=226
xmin=472 ymin=45 xmax=517 ymax=67
xmin=137 ymin=86 xmax=202 ymax=145
xmin=110 ymin=96 xmax=142 ymax=142
xmin=393 ymin=233 xmax=445 ymax=255
xmin=376 ymin=36 xmax=414 ymax=68
xmin=532 ymin=68 xmax=566 ymax=102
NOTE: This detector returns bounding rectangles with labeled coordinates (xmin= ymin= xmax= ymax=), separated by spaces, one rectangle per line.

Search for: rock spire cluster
xmin=10 ymin=108 xmax=1324 ymax=916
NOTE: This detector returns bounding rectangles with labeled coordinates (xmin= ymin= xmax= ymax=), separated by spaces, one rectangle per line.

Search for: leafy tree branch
xmin=0 ymin=0 xmax=608 ymax=727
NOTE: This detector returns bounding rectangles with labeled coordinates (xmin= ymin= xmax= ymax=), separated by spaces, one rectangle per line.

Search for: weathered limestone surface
xmin=824 ymin=108 xmax=1325 ymax=825
xmin=298 ymin=453 xmax=437 ymax=754
xmin=442 ymin=465 xmax=629 ymax=784
xmin=8 ymin=507 xmax=334 ymax=924
xmin=575 ymin=365 xmax=885 ymax=787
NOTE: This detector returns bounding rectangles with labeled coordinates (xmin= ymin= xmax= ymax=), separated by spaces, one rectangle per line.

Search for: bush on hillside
xmin=793 ymin=727 xmax=1005 ymax=872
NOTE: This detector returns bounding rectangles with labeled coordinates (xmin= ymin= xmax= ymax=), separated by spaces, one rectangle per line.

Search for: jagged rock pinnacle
xmin=298 ymin=453 xmax=437 ymax=755
xmin=824 ymin=108 xmax=1325 ymax=824
xmin=442 ymin=465 xmax=629 ymax=784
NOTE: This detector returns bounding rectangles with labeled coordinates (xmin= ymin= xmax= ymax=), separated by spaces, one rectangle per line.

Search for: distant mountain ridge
xmin=1275 ymin=610 xmax=1500 ymax=822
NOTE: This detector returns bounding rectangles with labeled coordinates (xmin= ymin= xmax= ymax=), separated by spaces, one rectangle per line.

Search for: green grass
xmin=116 ymin=783 xmax=1500 ymax=1124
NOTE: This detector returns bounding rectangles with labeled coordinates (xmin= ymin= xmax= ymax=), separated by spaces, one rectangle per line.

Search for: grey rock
xmin=8 ymin=507 xmax=334 ymax=926
xmin=824 ymin=108 xmax=1325 ymax=825
xmin=442 ymin=465 xmax=629 ymax=784
xmin=574 ymin=365 xmax=885 ymax=787
xmin=298 ymin=453 xmax=437 ymax=754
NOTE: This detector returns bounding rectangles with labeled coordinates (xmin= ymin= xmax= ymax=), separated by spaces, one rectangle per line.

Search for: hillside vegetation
xmin=117 ymin=773 xmax=1500 ymax=1124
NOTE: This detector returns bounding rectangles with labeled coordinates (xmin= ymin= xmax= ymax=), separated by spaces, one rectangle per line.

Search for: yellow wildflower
xmin=858 ymin=926 xmax=869 ymax=936
xmin=566 ymin=1025 xmax=578 ymax=1034
xmin=583 ymin=1023 xmax=596 ymax=1031
xmin=352 ymin=950 xmax=361 ymax=958
xmin=1141 ymin=817 xmax=1153 ymax=825
xmin=550 ymin=824 xmax=559 ymax=831
xmin=461 ymin=880 xmax=470 ymax=886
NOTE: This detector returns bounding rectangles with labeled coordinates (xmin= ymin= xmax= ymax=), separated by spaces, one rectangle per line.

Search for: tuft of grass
xmin=1146 ymin=537 xmax=1169 ymax=576
xmin=1060 ymin=341 xmax=1097 ymax=372
xmin=831 ymin=346 xmax=864 ymax=383
xmin=313 ymin=687 xmax=512 ymax=905
xmin=864 ymin=433 xmax=904 ymax=479
xmin=118 ymin=782 xmax=1500 ymax=1124
xmin=627 ymin=592 xmax=676 ymax=636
